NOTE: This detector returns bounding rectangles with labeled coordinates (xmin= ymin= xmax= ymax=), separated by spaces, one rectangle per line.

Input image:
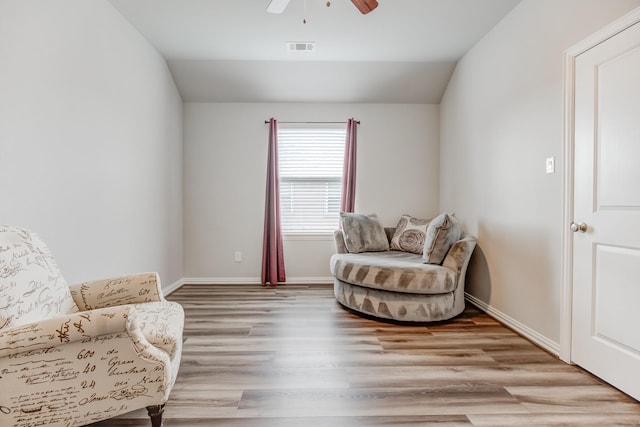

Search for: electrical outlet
xmin=546 ymin=156 xmax=555 ymax=174
xmin=234 ymin=251 xmax=242 ymax=262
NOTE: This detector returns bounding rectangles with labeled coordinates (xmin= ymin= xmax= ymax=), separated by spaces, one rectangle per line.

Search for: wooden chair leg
xmin=146 ymin=404 xmax=165 ymax=427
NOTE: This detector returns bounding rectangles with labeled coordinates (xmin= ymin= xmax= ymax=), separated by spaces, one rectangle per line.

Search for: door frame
xmin=560 ymin=7 xmax=640 ymax=363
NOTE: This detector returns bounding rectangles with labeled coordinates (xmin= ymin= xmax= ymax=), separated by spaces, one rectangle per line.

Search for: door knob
xmin=570 ymin=222 xmax=588 ymax=233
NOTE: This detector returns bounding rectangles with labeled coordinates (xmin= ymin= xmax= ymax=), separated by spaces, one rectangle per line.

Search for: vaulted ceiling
xmin=109 ymin=0 xmax=521 ymax=103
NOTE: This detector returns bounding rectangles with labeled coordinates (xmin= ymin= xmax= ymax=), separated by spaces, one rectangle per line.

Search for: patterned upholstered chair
xmin=0 ymin=225 xmax=184 ymax=427
xmin=331 ymin=213 xmax=476 ymax=323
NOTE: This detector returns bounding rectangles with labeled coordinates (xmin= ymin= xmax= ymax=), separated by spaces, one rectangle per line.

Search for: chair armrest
xmin=442 ymin=235 xmax=477 ymax=278
xmin=333 ymin=230 xmax=348 ymax=254
xmin=0 ymin=307 xmax=175 ymax=420
xmin=69 ymin=272 xmax=164 ymax=310
xmin=0 ymin=305 xmax=138 ymax=358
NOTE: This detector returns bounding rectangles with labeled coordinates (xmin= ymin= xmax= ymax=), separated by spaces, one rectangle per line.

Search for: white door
xmin=572 ymin=20 xmax=640 ymax=401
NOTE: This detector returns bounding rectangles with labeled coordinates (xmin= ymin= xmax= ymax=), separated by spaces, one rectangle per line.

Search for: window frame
xmin=277 ymin=124 xmax=346 ymax=235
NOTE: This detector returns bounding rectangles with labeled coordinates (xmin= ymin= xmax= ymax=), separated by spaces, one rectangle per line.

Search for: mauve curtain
xmin=261 ymin=118 xmax=286 ymax=285
xmin=340 ymin=118 xmax=358 ymax=213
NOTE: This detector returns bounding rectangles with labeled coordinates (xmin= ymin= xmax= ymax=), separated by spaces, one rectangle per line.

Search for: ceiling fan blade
xmin=266 ymin=0 xmax=291 ymax=14
xmin=351 ymin=0 xmax=378 ymax=14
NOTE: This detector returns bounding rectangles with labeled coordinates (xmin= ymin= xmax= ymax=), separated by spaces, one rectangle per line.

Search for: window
xmin=278 ymin=125 xmax=346 ymax=234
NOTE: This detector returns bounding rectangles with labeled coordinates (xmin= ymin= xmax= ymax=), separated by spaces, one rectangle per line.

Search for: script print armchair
xmin=0 ymin=225 xmax=184 ymax=427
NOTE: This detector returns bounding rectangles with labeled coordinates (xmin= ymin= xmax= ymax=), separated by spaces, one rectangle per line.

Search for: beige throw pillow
xmin=390 ymin=214 xmax=431 ymax=254
xmin=340 ymin=212 xmax=389 ymax=253
xmin=422 ymin=213 xmax=461 ymax=264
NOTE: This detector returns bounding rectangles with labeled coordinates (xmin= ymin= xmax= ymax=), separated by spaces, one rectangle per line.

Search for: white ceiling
xmin=109 ymin=0 xmax=521 ymax=103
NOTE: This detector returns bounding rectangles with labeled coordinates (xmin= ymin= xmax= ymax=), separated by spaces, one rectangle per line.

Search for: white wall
xmin=0 ymin=1 xmax=184 ymax=287
xmin=184 ymin=103 xmax=439 ymax=282
xmin=440 ymin=0 xmax=640 ymax=348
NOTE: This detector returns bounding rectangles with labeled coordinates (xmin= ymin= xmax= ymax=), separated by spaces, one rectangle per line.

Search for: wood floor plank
xmin=505 ymin=385 xmax=640 ymax=414
xmin=87 ymin=283 xmax=640 ymax=426
xmin=236 ymin=386 xmax=529 ymax=418
xmin=94 ymin=415 xmax=473 ymax=426
xmin=270 ymin=348 xmax=497 ymax=368
xmin=467 ymin=413 xmax=640 ymax=426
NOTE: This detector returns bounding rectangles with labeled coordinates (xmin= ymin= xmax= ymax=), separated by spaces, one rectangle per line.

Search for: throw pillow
xmin=390 ymin=214 xmax=431 ymax=254
xmin=422 ymin=213 xmax=461 ymax=264
xmin=340 ymin=212 xmax=389 ymax=253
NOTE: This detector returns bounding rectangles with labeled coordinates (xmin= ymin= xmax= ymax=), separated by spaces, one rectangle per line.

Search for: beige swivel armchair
xmin=0 ymin=225 xmax=184 ymax=427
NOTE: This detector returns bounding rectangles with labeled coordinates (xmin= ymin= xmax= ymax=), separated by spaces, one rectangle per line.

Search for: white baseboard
xmin=282 ymin=277 xmax=334 ymax=285
xmin=182 ymin=277 xmax=260 ymax=285
xmin=181 ymin=277 xmax=334 ymax=285
xmin=465 ymin=292 xmax=560 ymax=356
xmin=163 ymin=278 xmax=185 ymax=296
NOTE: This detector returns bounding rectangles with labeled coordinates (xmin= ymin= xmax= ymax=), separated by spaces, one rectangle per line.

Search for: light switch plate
xmin=546 ymin=157 xmax=555 ymax=174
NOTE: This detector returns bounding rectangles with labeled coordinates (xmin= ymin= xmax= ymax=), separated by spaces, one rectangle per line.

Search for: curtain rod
xmin=263 ymin=120 xmax=360 ymax=124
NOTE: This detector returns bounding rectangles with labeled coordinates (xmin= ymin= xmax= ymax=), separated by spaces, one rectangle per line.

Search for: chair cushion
xmin=330 ymin=251 xmax=456 ymax=295
xmin=389 ymin=214 xmax=431 ymax=254
xmin=0 ymin=225 xmax=79 ymax=329
xmin=340 ymin=212 xmax=389 ymax=253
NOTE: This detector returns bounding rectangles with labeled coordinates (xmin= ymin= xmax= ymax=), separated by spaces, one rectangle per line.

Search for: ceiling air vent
xmin=287 ymin=41 xmax=316 ymax=52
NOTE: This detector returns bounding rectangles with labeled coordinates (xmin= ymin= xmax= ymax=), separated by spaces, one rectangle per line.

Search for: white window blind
xmin=278 ymin=126 xmax=346 ymax=234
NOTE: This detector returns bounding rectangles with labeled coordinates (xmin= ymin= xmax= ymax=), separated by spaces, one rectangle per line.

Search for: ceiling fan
xmin=266 ymin=0 xmax=379 ymax=15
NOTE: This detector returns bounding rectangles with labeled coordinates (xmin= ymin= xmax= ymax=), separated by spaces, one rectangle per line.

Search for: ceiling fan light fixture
xmin=266 ymin=0 xmax=291 ymax=14
xmin=351 ymin=0 xmax=378 ymax=14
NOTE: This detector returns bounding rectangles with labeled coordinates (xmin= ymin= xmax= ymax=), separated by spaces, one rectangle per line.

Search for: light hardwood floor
xmin=92 ymin=284 xmax=640 ymax=426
